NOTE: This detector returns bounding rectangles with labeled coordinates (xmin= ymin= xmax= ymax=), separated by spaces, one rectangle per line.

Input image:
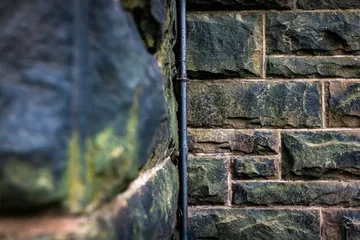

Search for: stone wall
xmin=187 ymin=1 xmax=360 ymax=239
xmin=0 ymin=0 xmax=178 ymax=239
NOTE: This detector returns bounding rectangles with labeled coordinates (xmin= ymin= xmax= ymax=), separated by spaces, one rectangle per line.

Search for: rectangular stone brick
xmin=188 ymin=0 xmax=293 ymax=10
xmin=232 ymin=156 xmax=278 ymax=179
xmin=189 ymin=208 xmax=321 ymax=240
xmin=297 ymin=0 xmax=360 ymax=9
xmin=267 ymin=56 xmax=360 ymax=78
xmin=267 ymin=12 xmax=360 ymax=55
xmin=282 ymin=131 xmax=360 ymax=180
xmin=187 ymin=13 xmax=262 ymax=78
xmin=232 ymin=182 xmax=360 ymax=206
xmin=327 ymin=82 xmax=360 ymax=127
xmin=188 ymin=157 xmax=228 ymax=204
xmin=322 ymin=209 xmax=360 ymax=240
xmin=188 ymin=81 xmax=322 ymax=128
xmin=188 ymin=129 xmax=279 ymax=154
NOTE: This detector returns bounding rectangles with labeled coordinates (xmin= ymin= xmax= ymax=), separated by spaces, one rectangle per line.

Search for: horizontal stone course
xmin=188 ymin=81 xmax=322 ymax=128
xmin=267 ymin=57 xmax=360 ymax=78
xmin=232 ymin=156 xmax=277 ymax=179
xmin=189 ymin=208 xmax=321 ymax=240
xmin=188 ymin=157 xmax=228 ymax=204
xmin=267 ymin=12 xmax=360 ymax=55
xmin=297 ymin=0 xmax=360 ymax=9
xmin=187 ymin=13 xmax=263 ymax=78
xmin=232 ymin=181 xmax=360 ymax=206
xmin=188 ymin=129 xmax=279 ymax=154
xmin=327 ymin=82 xmax=360 ymax=127
xmin=282 ymin=131 xmax=360 ymax=179
xmin=187 ymin=0 xmax=293 ymax=10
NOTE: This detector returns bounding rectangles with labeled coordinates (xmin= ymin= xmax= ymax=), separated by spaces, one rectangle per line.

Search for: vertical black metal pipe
xmin=177 ymin=0 xmax=188 ymax=239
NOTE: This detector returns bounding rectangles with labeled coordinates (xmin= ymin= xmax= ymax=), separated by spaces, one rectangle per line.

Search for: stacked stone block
xmin=186 ymin=1 xmax=360 ymax=239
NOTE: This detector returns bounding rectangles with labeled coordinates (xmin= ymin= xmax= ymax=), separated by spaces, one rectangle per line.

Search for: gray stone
xmin=187 ymin=13 xmax=263 ymax=78
xmin=232 ymin=182 xmax=360 ymax=206
xmin=122 ymin=0 xmax=168 ymax=53
xmin=114 ymin=160 xmax=179 ymax=240
xmin=189 ymin=208 xmax=321 ymax=240
xmin=188 ymin=0 xmax=293 ymax=10
xmin=322 ymin=209 xmax=360 ymax=240
xmin=282 ymin=131 xmax=360 ymax=179
xmin=327 ymin=82 xmax=360 ymax=128
xmin=0 ymin=0 xmax=167 ymax=212
xmin=188 ymin=81 xmax=322 ymax=128
xmin=345 ymin=220 xmax=360 ymax=240
xmin=188 ymin=157 xmax=228 ymax=204
xmin=232 ymin=156 xmax=277 ymax=179
xmin=188 ymin=129 xmax=279 ymax=154
xmin=267 ymin=56 xmax=360 ymax=78
xmin=297 ymin=0 xmax=360 ymax=9
xmin=267 ymin=12 xmax=360 ymax=55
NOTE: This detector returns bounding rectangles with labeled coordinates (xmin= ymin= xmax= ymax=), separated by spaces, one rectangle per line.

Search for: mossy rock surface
xmin=189 ymin=208 xmax=320 ymax=240
xmin=0 ymin=0 xmax=173 ymax=212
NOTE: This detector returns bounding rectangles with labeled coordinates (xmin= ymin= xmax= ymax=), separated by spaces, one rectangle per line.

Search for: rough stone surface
xmin=188 ymin=129 xmax=279 ymax=154
xmin=188 ymin=81 xmax=322 ymax=128
xmin=297 ymin=0 xmax=360 ymax=9
xmin=282 ymin=131 xmax=360 ymax=179
xmin=232 ymin=156 xmax=277 ymax=179
xmin=189 ymin=208 xmax=321 ymax=240
xmin=114 ymin=160 xmax=179 ymax=240
xmin=345 ymin=221 xmax=360 ymax=240
xmin=322 ymin=209 xmax=360 ymax=240
xmin=144 ymin=0 xmax=178 ymax=169
xmin=267 ymin=12 xmax=360 ymax=55
xmin=122 ymin=0 xmax=168 ymax=53
xmin=232 ymin=182 xmax=360 ymax=206
xmin=267 ymin=57 xmax=360 ymax=78
xmin=327 ymin=82 xmax=360 ymax=128
xmin=0 ymin=0 xmax=167 ymax=212
xmin=188 ymin=0 xmax=293 ymax=10
xmin=188 ymin=157 xmax=228 ymax=204
xmin=187 ymin=13 xmax=263 ymax=78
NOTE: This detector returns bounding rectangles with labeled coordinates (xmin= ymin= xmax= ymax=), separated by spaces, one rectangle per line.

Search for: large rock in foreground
xmin=0 ymin=0 xmax=167 ymax=212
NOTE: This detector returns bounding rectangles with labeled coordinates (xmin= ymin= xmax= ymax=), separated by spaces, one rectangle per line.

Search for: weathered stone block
xmin=188 ymin=129 xmax=279 ymax=154
xmin=322 ymin=209 xmax=360 ymax=240
xmin=267 ymin=57 xmax=360 ymax=78
xmin=187 ymin=0 xmax=293 ymax=10
xmin=189 ymin=208 xmax=321 ymax=240
xmin=114 ymin=160 xmax=179 ymax=240
xmin=267 ymin=12 xmax=360 ymax=55
xmin=188 ymin=81 xmax=322 ymax=128
xmin=327 ymin=82 xmax=360 ymax=127
xmin=188 ymin=157 xmax=228 ymax=204
xmin=232 ymin=156 xmax=277 ymax=179
xmin=187 ymin=13 xmax=263 ymax=78
xmin=122 ymin=0 xmax=168 ymax=52
xmin=282 ymin=131 xmax=360 ymax=179
xmin=297 ymin=0 xmax=360 ymax=9
xmin=232 ymin=182 xmax=360 ymax=206
xmin=345 ymin=221 xmax=360 ymax=240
